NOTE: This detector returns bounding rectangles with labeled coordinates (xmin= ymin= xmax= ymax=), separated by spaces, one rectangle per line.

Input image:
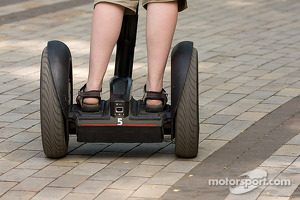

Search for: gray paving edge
xmin=0 ymin=0 xmax=93 ymax=26
xmin=162 ymin=95 xmax=300 ymax=200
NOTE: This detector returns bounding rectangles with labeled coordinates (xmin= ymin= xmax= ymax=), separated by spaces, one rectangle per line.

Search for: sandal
xmin=76 ymin=84 xmax=101 ymax=112
xmin=143 ymin=85 xmax=168 ymax=112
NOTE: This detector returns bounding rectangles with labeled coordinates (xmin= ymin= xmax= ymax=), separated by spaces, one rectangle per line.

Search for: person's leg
xmin=145 ymin=2 xmax=178 ymax=106
xmin=84 ymin=2 xmax=125 ymax=105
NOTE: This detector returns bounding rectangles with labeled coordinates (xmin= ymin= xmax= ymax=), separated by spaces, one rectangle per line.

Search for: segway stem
xmin=114 ymin=9 xmax=138 ymax=78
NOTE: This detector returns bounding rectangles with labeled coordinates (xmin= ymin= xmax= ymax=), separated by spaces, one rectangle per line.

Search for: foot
xmin=82 ymin=81 xmax=103 ymax=105
xmin=144 ymin=84 xmax=163 ymax=106
xmin=143 ymin=85 xmax=168 ymax=112
xmin=76 ymin=84 xmax=101 ymax=112
xmin=146 ymin=99 xmax=163 ymax=106
xmin=82 ymin=85 xmax=100 ymax=105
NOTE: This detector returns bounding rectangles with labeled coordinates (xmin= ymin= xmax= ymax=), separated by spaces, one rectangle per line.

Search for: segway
xmin=40 ymin=9 xmax=199 ymax=159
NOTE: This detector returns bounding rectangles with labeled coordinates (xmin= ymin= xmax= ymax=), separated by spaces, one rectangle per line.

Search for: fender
xmin=171 ymin=41 xmax=194 ymax=118
xmin=47 ymin=40 xmax=72 ymax=120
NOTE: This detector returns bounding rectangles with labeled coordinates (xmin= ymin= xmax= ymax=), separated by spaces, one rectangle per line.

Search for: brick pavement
xmin=0 ymin=0 xmax=300 ymax=199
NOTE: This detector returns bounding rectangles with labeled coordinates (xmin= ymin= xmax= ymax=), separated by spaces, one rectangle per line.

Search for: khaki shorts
xmin=94 ymin=0 xmax=187 ymax=15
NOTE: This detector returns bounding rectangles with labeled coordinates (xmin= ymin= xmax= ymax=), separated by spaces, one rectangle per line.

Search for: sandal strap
xmin=76 ymin=84 xmax=102 ymax=104
xmin=143 ymin=85 xmax=168 ymax=106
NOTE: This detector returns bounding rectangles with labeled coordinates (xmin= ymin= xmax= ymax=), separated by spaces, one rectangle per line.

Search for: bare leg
xmin=146 ymin=2 xmax=178 ymax=105
xmin=84 ymin=3 xmax=124 ymax=105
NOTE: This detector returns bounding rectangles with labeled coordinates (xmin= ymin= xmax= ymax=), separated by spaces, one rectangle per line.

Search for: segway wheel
xmin=40 ymin=47 xmax=69 ymax=158
xmin=175 ymin=48 xmax=199 ymax=158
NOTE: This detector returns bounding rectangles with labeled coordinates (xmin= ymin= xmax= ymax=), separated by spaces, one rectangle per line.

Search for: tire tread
xmin=40 ymin=48 xmax=68 ymax=158
xmin=175 ymin=48 xmax=199 ymax=158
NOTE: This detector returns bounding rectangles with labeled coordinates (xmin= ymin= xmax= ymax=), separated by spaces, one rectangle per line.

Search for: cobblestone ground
xmin=0 ymin=0 xmax=300 ymax=199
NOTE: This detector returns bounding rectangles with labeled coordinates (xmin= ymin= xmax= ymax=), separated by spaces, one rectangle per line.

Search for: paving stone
xmin=231 ymin=86 xmax=261 ymax=95
xmin=102 ymin=143 xmax=139 ymax=153
xmin=257 ymin=196 xmax=290 ymax=200
xmin=67 ymin=162 xmax=106 ymax=176
xmin=0 ymin=127 xmax=23 ymax=138
xmin=63 ymin=193 xmax=97 ymax=200
xmin=243 ymin=69 xmax=270 ymax=77
xmin=31 ymin=187 xmax=72 ymax=200
xmin=203 ymin=114 xmax=236 ymax=125
xmin=62 ymin=193 xmax=97 ymax=200
xmin=277 ymin=88 xmax=300 ymax=97
xmin=4 ymin=149 xmax=39 ymax=162
xmin=12 ymin=177 xmax=54 ymax=192
xmin=131 ymin=184 xmax=171 ymax=199
xmin=0 ymin=107 xmax=12 ymax=116
xmin=16 ymin=157 xmax=53 ymax=170
xmin=86 ymin=151 xmax=123 ymax=164
xmin=7 ymin=131 xmax=40 ymax=143
xmin=200 ymin=89 xmax=228 ymax=99
xmin=69 ymin=143 xmax=108 ymax=155
xmin=199 ymin=124 xmax=222 ymax=134
xmin=19 ymin=137 xmax=43 ymax=151
xmin=95 ymin=189 xmax=133 ymax=200
xmin=6 ymin=119 xmax=39 ymax=129
xmin=199 ymin=97 xmax=215 ymax=107
xmin=260 ymin=83 xmax=288 ymax=92
xmin=262 ymin=172 xmax=299 ymax=197
xmin=246 ymin=90 xmax=276 ymax=100
xmin=0 ymin=100 xmax=30 ymax=109
xmin=218 ymin=99 xmax=262 ymax=116
xmin=108 ymin=176 xmax=148 ymax=190
xmin=0 ymin=160 xmax=20 ymax=174
xmin=25 ymin=123 xmax=40 ymax=133
xmin=215 ymin=93 xmax=246 ymax=102
xmin=273 ymin=145 xmax=300 ymax=157
xmin=141 ymin=153 xmax=177 ymax=166
xmin=162 ymin=161 xmax=199 ymax=173
xmin=208 ymin=120 xmax=253 ymax=140
xmin=0 ymin=152 xmax=6 ymax=158
xmin=147 ymin=172 xmax=185 ymax=186
xmin=214 ymin=82 xmax=242 ymax=91
xmin=0 ymin=112 xmax=27 ymax=122
xmin=126 ymin=165 xmax=164 ymax=178
xmin=90 ymin=168 xmax=129 ymax=181
xmin=107 ymin=156 xmax=146 ymax=170
xmin=124 ymin=143 xmax=170 ymax=157
xmin=249 ymin=103 xmax=281 ymax=113
xmin=0 ymin=181 xmax=17 ymax=196
xmin=49 ymin=174 xmax=89 ymax=188
xmin=287 ymin=134 xmax=300 ymax=145
xmin=0 ymin=168 xmax=37 ymax=182
xmin=228 ymin=76 xmax=255 ymax=84
xmin=0 ymin=141 xmax=25 ymax=153
xmin=193 ymin=139 xmax=229 ymax=162
xmin=12 ymin=104 xmax=40 ymax=114
xmin=260 ymin=155 xmax=297 ymax=168
xmin=235 ymin=111 xmax=267 ymax=121
xmin=0 ymin=190 xmax=35 ymax=200
xmin=72 ymin=180 xmax=112 ymax=194
xmin=33 ymin=166 xmax=72 ymax=178
xmin=263 ymin=96 xmax=292 ymax=104
xmin=50 ymin=155 xmax=89 ymax=167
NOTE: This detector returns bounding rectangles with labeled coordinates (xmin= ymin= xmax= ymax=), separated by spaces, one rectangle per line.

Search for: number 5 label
xmin=117 ymin=118 xmax=123 ymax=125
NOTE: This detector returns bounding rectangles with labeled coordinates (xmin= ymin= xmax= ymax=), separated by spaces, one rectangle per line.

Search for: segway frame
xmin=41 ymin=8 xmax=198 ymax=158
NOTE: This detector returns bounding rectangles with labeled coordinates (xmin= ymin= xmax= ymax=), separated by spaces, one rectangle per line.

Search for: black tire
xmin=40 ymin=47 xmax=69 ymax=158
xmin=175 ymin=48 xmax=199 ymax=158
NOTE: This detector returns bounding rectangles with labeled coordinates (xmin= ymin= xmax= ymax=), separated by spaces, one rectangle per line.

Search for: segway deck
xmin=69 ymin=99 xmax=171 ymax=143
